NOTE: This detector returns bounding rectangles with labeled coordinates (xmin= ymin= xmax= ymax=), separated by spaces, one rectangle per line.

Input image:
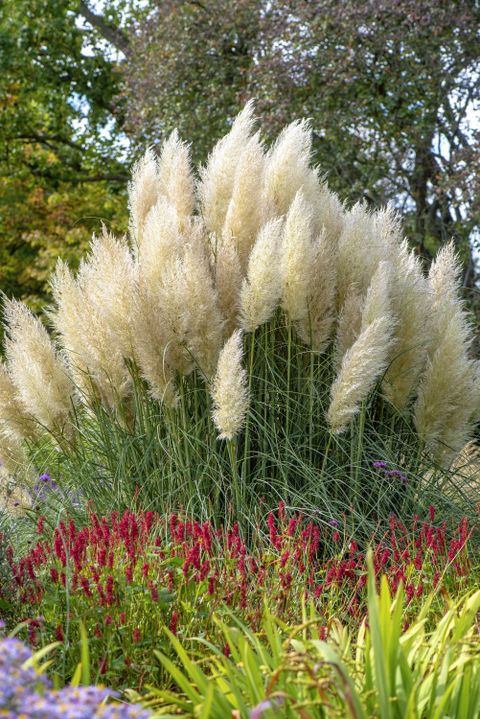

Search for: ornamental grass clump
xmin=0 ymin=103 xmax=479 ymax=521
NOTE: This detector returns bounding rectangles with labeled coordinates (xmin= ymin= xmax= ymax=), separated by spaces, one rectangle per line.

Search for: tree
xmin=123 ymin=0 xmax=261 ymax=163
xmin=123 ymin=0 xmax=480 ymax=283
xmin=0 ymin=0 xmax=132 ymax=308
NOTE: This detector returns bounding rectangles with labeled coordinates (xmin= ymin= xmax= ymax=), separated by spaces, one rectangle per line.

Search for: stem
xmin=286 ymin=319 xmax=293 ymax=442
xmin=308 ymin=349 xmax=315 ymax=463
xmin=242 ymin=331 xmax=256 ymax=484
xmin=227 ymin=438 xmax=240 ymax=516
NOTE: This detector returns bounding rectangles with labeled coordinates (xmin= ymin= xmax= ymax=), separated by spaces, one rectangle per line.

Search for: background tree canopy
xmin=1 ymin=0 xmax=479 ymax=309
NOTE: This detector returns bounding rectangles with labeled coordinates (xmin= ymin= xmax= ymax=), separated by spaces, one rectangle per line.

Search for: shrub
xmin=0 ymin=103 xmax=479 ymax=522
xmin=2 ymin=502 xmax=477 ymax=689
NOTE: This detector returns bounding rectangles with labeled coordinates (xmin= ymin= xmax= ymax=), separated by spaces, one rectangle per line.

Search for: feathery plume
xmin=78 ymin=228 xmax=137 ymax=359
xmin=240 ymin=218 xmax=283 ymax=332
xmin=199 ymin=101 xmax=256 ymax=238
xmin=50 ymin=260 xmax=131 ymax=409
xmin=263 ymin=120 xmax=313 ymax=217
xmin=414 ymin=243 xmax=479 ymax=463
xmin=281 ymin=191 xmax=315 ymax=322
xmin=303 ymin=171 xmax=344 ymax=243
xmin=223 ymin=132 xmax=266 ymax=270
xmin=0 ymin=363 xmax=37 ymax=441
xmin=3 ymin=298 xmax=74 ymax=433
xmin=136 ymin=197 xmax=181 ymax=282
xmin=327 ymin=315 xmax=394 ymax=433
xmin=334 ymin=288 xmax=364 ymax=369
xmin=383 ymin=242 xmax=431 ymax=410
xmin=336 ymin=203 xmax=400 ymax=307
xmin=157 ymin=129 xmax=195 ymax=223
xmin=211 ymin=330 xmax=249 ymax=440
xmin=297 ymin=231 xmax=337 ymax=352
xmin=131 ymin=284 xmax=175 ymax=404
xmin=128 ymin=147 xmax=159 ymax=246
xmin=360 ymin=260 xmax=392 ymax=330
xmin=215 ymin=233 xmax=243 ymax=337
xmin=156 ymin=244 xmax=224 ymax=378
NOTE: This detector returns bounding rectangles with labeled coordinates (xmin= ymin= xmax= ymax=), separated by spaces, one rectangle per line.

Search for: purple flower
xmin=385 ymin=469 xmax=408 ymax=483
xmin=250 ymin=697 xmax=284 ymax=718
xmin=39 ymin=473 xmax=51 ymax=483
xmin=372 ymin=460 xmax=387 ymax=470
xmin=0 ymin=638 xmax=150 ymax=717
xmin=328 ymin=519 xmax=339 ymax=528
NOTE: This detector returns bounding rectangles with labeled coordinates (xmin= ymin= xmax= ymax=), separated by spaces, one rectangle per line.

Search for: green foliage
xmin=148 ymin=556 xmax=480 ymax=718
xmin=0 ymin=0 xmax=128 ymax=307
xmin=21 ymin=323 xmax=458 ymax=526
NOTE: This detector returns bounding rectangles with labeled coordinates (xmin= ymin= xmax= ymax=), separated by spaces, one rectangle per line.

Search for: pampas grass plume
xmin=128 ymin=147 xmax=159 ymax=246
xmin=383 ymin=242 xmax=431 ymax=410
xmin=0 ymin=363 xmax=37 ymax=441
xmin=211 ymin=330 xmax=249 ymax=440
xmin=281 ymin=190 xmax=315 ymax=322
xmin=240 ymin=218 xmax=283 ymax=332
xmin=215 ymin=232 xmax=243 ymax=337
xmin=414 ymin=243 xmax=479 ymax=462
xmin=327 ymin=315 xmax=394 ymax=433
xmin=296 ymin=231 xmax=337 ymax=352
xmin=199 ymin=101 xmax=256 ymax=238
xmin=3 ymin=298 xmax=74 ymax=433
xmin=223 ymin=132 xmax=266 ymax=270
xmin=263 ymin=119 xmax=313 ymax=217
xmin=157 ymin=129 xmax=195 ymax=223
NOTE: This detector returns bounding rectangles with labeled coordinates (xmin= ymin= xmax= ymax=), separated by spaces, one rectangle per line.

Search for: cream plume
xmin=156 ymin=243 xmax=224 ymax=378
xmin=303 ymin=170 xmax=344 ymax=243
xmin=199 ymin=101 xmax=256 ymax=238
xmin=263 ymin=119 xmax=313 ymax=217
xmin=50 ymin=260 xmax=131 ymax=409
xmin=414 ymin=243 xmax=479 ymax=463
xmin=297 ymin=231 xmax=337 ymax=352
xmin=281 ymin=191 xmax=315 ymax=322
xmin=132 ymin=284 xmax=175 ymax=404
xmin=0 ymin=362 xmax=37 ymax=441
xmin=223 ymin=132 xmax=266 ymax=270
xmin=157 ymin=129 xmax=195 ymax=223
xmin=383 ymin=241 xmax=431 ymax=410
xmin=3 ymin=298 xmax=74 ymax=433
xmin=336 ymin=203 xmax=400 ymax=307
xmin=240 ymin=218 xmax=283 ymax=332
xmin=327 ymin=315 xmax=394 ymax=433
xmin=334 ymin=288 xmax=364 ymax=370
xmin=136 ymin=197 xmax=181 ymax=283
xmin=211 ymin=330 xmax=249 ymax=440
xmin=215 ymin=233 xmax=243 ymax=337
xmin=128 ymin=147 xmax=159 ymax=247
xmin=79 ymin=228 xmax=137 ymax=359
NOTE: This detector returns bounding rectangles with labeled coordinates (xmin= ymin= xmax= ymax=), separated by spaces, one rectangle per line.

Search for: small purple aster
xmin=328 ymin=519 xmax=339 ymax=528
xmin=372 ymin=460 xmax=388 ymax=470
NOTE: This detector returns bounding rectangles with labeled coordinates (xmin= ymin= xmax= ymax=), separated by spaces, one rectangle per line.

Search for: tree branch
xmin=77 ymin=1 xmax=130 ymax=55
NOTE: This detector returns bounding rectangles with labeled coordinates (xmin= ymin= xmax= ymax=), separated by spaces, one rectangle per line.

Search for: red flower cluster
xmin=2 ymin=503 xmax=474 ymax=646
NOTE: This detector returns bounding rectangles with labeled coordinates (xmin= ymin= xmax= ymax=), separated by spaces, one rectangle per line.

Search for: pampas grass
xmin=3 ymin=298 xmax=74 ymax=434
xmin=240 ymin=218 xmax=283 ymax=333
xmin=211 ymin=330 xmax=249 ymax=441
xmin=414 ymin=244 xmax=480 ymax=462
xmin=1 ymin=105 xmax=478 ymax=525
